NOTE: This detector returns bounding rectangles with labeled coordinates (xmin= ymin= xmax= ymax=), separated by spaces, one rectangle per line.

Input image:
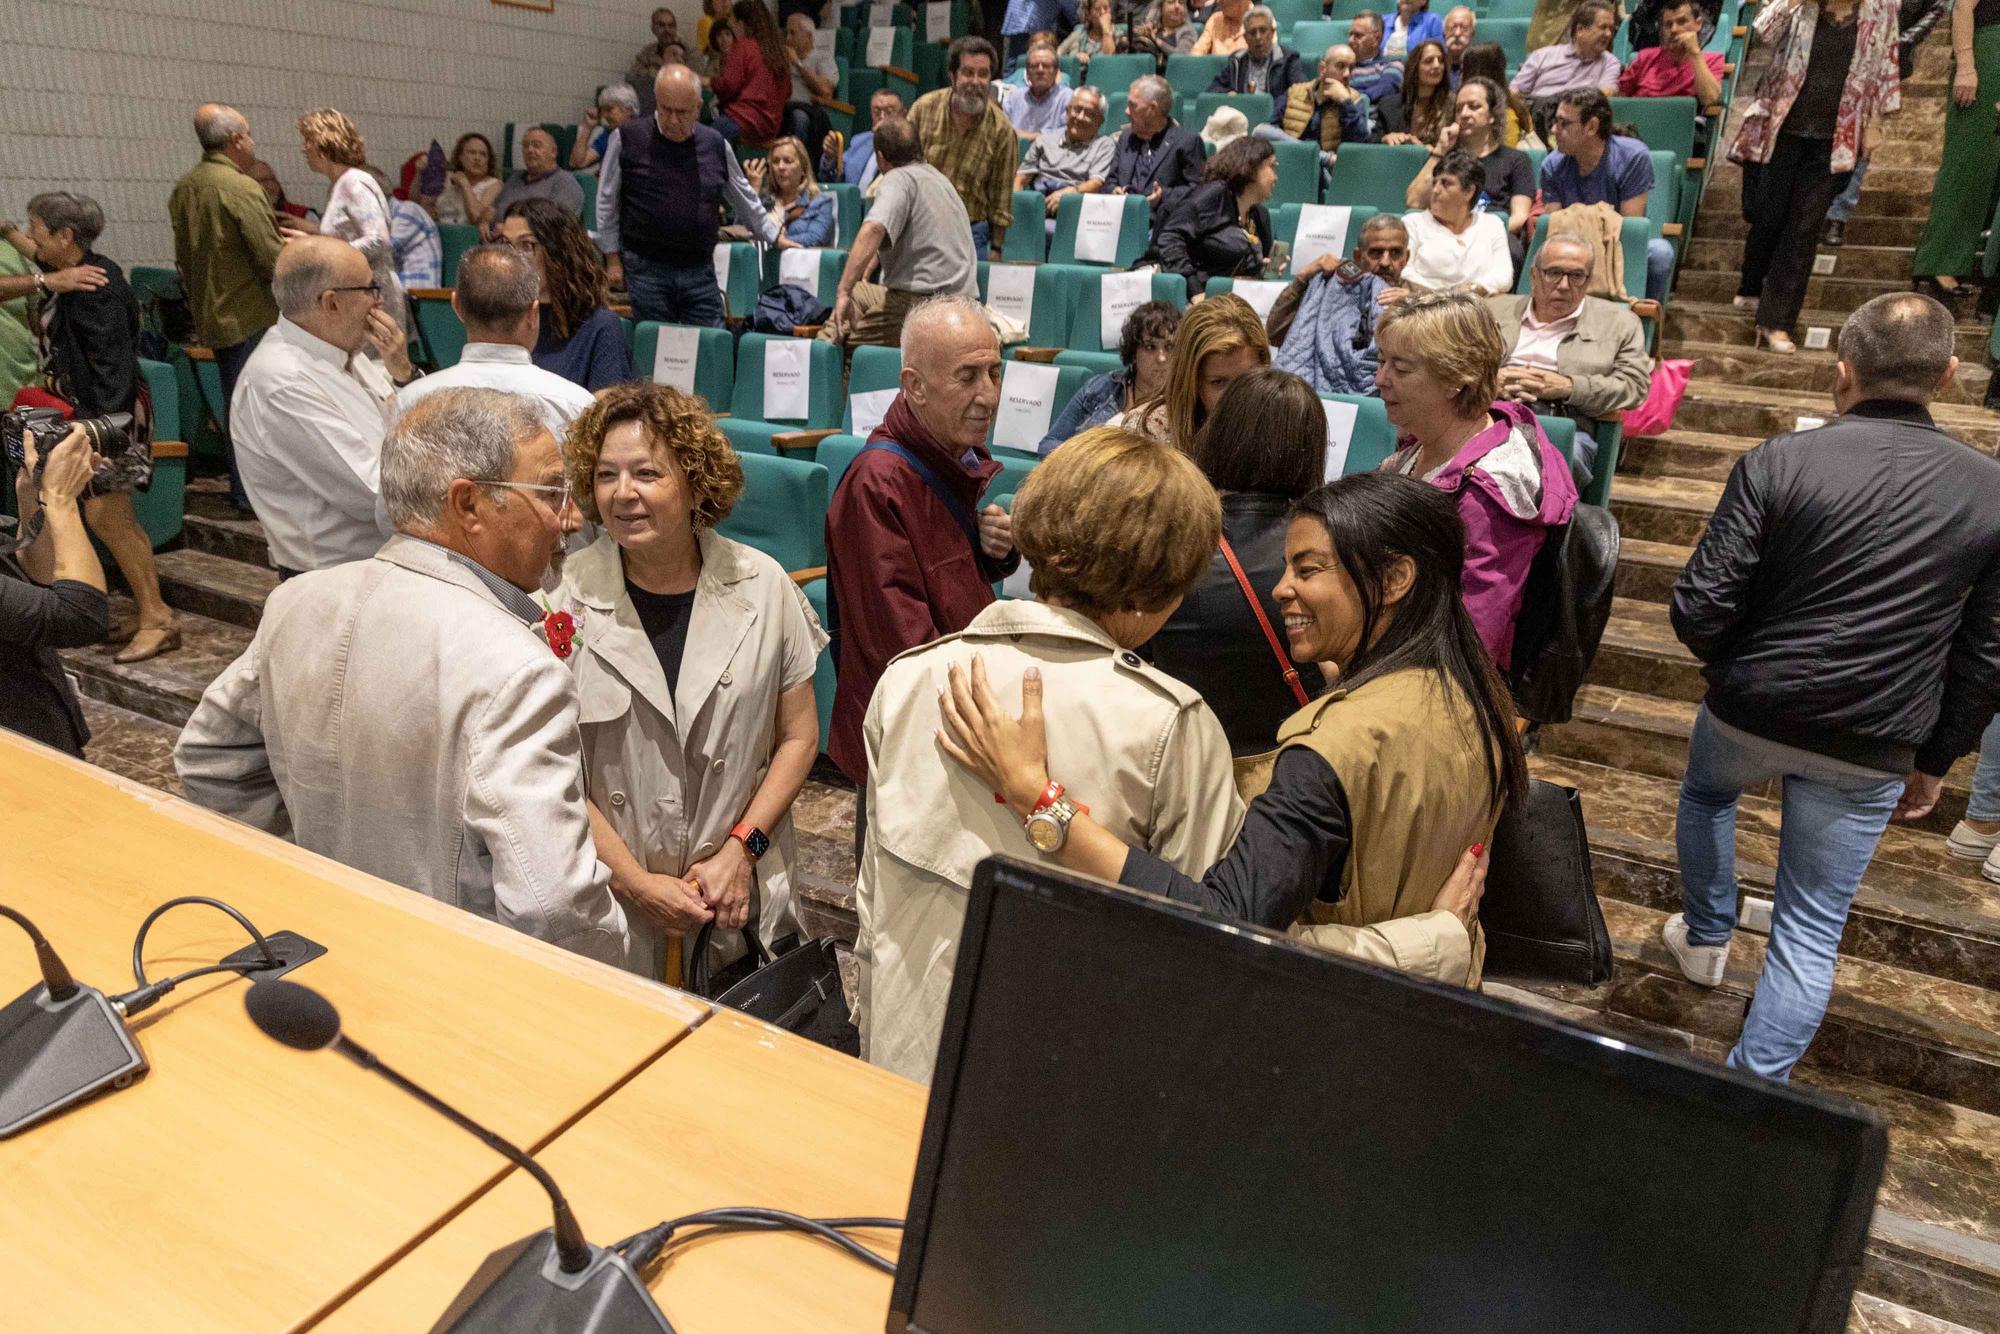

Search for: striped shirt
xmin=909 ymin=89 xmax=1018 ymax=232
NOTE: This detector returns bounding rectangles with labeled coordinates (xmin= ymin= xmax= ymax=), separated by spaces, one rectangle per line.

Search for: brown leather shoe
xmin=113 ymin=623 xmax=181 ymax=664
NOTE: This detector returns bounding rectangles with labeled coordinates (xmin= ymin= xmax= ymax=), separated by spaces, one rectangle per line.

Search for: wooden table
xmin=320 ymin=1011 xmax=928 ymax=1333
xmin=0 ymin=736 xmax=709 ymax=1333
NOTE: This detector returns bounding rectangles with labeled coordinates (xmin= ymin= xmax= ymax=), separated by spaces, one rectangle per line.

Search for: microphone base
xmin=0 ymin=983 xmax=146 ymax=1138
xmin=430 ymin=1231 xmax=674 ymax=1334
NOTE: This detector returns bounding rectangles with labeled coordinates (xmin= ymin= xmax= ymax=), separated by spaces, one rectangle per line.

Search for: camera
xmin=1 ymin=408 xmax=129 ymax=475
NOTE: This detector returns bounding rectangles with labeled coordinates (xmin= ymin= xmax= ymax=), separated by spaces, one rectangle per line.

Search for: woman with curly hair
xmin=497 ymin=197 xmax=632 ymax=391
xmin=289 ymin=108 xmax=408 ymax=334
xmin=1377 ymin=40 xmax=1454 ymax=146
xmin=1110 ymin=292 xmax=1269 ymax=451
xmin=551 ymin=381 xmax=827 ymax=980
xmin=711 ymin=0 xmax=791 ymax=145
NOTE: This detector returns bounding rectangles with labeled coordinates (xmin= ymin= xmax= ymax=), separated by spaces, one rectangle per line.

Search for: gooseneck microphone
xmin=0 ymin=904 xmax=79 ymax=1001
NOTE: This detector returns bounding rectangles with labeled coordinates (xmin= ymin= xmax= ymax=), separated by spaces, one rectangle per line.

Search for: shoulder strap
xmin=1217 ymin=534 xmax=1310 ymax=708
xmin=863 ymin=440 xmax=982 ymax=553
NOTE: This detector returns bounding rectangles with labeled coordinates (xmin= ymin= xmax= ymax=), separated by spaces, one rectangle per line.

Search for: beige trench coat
xmin=553 ymin=529 xmax=827 ymax=979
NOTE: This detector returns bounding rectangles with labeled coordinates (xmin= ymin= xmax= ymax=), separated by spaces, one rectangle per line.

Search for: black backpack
xmin=1507 ymin=503 xmax=1620 ymax=726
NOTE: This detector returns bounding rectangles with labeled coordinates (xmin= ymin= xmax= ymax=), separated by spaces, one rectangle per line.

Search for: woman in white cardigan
xmin=1399 ymin=147 xmax=1514 ymax=296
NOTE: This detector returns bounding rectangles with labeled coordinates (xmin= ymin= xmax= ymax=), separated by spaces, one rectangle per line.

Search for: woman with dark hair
xmin=711 ymin=0 xmax=791 ymax=146
xmin=1457 ymin=43 xmax=1538 ymax=148
xmin=937 ymin=467 xmax=1509 ymax=986
xmin=1036 ymin=301 xmax=1181 ymax=455
xmin=1145 ymin=135 xmax=1277 ymax=301
xmin=436 ymin=133 xmax=501 ymax=228
xmin=1377 ymin=40 xmax=1454 ymax=145
xmin=496 ymin=198 xmax=633 ymax=391
xmin=1401 ymin=147 xmax=1515 ymax=293
xmin=1408 ymin=77 xmax=1536 ymax=259
xmin=1150 ymin=368 xmax=1333 ymax=757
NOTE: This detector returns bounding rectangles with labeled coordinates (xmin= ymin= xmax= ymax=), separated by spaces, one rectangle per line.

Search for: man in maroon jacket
xmin=825 ymin=296 xmax=1016 ymax=819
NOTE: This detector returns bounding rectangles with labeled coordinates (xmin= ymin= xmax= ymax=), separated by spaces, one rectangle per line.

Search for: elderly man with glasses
xmin=1484 ymin=230 xmax=1651 ymax=482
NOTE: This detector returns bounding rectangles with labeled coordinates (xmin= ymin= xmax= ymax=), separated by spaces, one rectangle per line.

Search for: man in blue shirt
xmin=1001 ymin=0 xmax=1080 ymax=64
xmin=1003 ymin=44 xmax=1074 ymax=138
xmin=821 ymin=89 xmax=906 ymax=192
xmin=1539 ymin=87 xmax=1673 ymax=301
xmin=1346 ymin=11 xmax=1403 ymax=103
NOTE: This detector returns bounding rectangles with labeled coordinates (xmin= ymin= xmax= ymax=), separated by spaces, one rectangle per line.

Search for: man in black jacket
xmin=1206 ymin=6 xmax=1305 ymax=102
xmin=1666 ymin=293 xmax=2000 ymax=1082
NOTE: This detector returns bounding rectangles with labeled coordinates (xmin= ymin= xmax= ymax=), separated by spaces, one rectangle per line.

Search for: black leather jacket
xmin=1670 ymin=400 xmax=2000 ymax=777
xmin=1145 ymin=180 xmax=1271 ymax=302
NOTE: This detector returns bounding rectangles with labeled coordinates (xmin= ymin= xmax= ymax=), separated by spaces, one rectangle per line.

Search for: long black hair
xmin=1290 ymin=472 xmax=1527 ymax=813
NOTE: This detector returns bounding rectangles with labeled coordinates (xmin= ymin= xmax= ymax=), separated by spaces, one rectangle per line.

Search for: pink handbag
xmin=1622 ymin=358 xmax=1692 ymax=438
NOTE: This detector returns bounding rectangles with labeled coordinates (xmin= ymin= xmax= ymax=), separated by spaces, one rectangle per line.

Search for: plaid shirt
xmin=909 ymin=89 xmax=1017 ymax=232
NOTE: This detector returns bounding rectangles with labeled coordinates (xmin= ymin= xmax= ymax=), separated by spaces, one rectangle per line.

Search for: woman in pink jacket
xmin=1375 ymin=289 xmax=1577 ymax=670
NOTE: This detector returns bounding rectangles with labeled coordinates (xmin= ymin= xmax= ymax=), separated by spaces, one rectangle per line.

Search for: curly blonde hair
xmin=564 ymin=382 xmax=744 ymax=529
xmin=298 ymin=108 xmax=367 ymax=168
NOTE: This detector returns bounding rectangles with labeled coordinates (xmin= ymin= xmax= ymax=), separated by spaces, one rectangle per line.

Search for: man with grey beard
xmin=907 ymin=36 xmax=1018 ymax=260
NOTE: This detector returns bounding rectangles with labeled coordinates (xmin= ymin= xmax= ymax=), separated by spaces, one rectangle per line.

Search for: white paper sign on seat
xmin=1291 ymin=204 xmax=1354 ymax=276
xmin=985 ymin=263 xmax=1037 ymax=329
xmin=712 ymin=243 xmax=733 ymax=311
xmin=850 ymin=388 xmax=898 ymax=438
xmin=871 ymin=1 xmax=894 ymax=25
xmin=866 ymin=25 xmax=896 ymax=64
xmin=1097 ymin=270 xmax=1154 ymax=350
xmin=1073 ymin=193 xmax=1125 ymax=264
xmin=651 ymin=325 xmax=702 ymax=394
xmin=926 ymin=0 xmax=952 ymax=34
xmin=1228 ymin=279 xmax=1289 ymax=321
xmin=780 ymin=247 xmax=822 ymax=295
xmin=813 ymin=26 xmax=838 ymax=55
xmin=1321 ymin=397 xmax=1360 ymax=480
xmin=764 ymin=339 xmax=812 ymax=420
xmin=992 ymin=360 xmax=1062 ymax=453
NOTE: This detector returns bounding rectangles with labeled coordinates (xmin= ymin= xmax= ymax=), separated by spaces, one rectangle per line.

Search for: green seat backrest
xmin=1515 ymin=215 xmax=1655 ymax=308
xmin=1325 ymin=0 xmax=1385 ymax=17
xmin=718 ymin=452 xmax=831 ymax=573
xmin=1058 ymin=54 xmax=1083 ymax=85
xmin=1289 ymin=20 xmax=1346 ymax=61
xmin=1645 ymin=150 xmax=1681 ymax=236
xmin=990 ymin=450 xmax=1040 ymax=499
xmin=825 ymin=183 xmax=865 ymax=248
xmin=1004 ymin=190 xmax=1048 ymax=262
xmin=1099 ymin=91 xmax=1129 ymax=132
xmin=762 ymin=246 xmax=850 ymax=307
xmin=413 ymin=292 xmax=466 ymax=369
xmin=1324 ymin=143 xmax=1431 ymax=212
xmin=1194 ymin=91 xmax=1275 ymax=130
xmin=979 ymin=261 xmax=1071 ymax=347
xmin=1482 ymin=0 xmax=1541 ymax=16
xmin=726 ymin=334 xmax=844 ymax=428
xmin=841 ymin=344 xmax=905 ymax=432
xmin=129 ymin=266 xmax=181 ymax=306
xmin=1481 ymin=19 xmax=1531 ymax=65
xmin=1536 ymin=413 xmax=1577 ymax=463
xmin=573 ymin=171 xmax=597 ymax=231
xmin=1085 ymin=53 xmax=1157 ymax=90
xmin=1165 ymin=54 xmax=1229 ymax=100
xmin=1326 ymin=393 xmax=1398 ymax=475
xmin=818 ymin=436 xmax=868 ymax=494
xmin=988 ymin=362 xmax=1095 ymax=452
xmin=857 ymin=26 xmax=915 ymax=70
xmin=1062 ymin=268 xmax=1190 ymax=351
xmin=1053 ymin=348 xmax=1123 ymax=376
xmin=1266 ymin=0 xmax=1321 ymax=33
xmin=631 ymin=322 xmax=735 ymax=412
xmin=438 ymin=224 xmax=480 ymax=286
xmin=1611 ymin=97 xmax=1697 ymax=166
xmin=1269 ymin=138 xmax=1321 ymax=207
xmin=717 ymin=241 xmax=762 ymax=319
xmin=139 ymin=359 xmax=179 ymax=442
xmin=1049 ymin=193 xmax=1152 ymax=267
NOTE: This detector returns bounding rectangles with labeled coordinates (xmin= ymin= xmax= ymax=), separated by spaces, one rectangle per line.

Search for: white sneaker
xmin=1663 ymin=913 xmax=1729 ymax=988
xmin=1984 ymin=845 xmax=2000 ymax=887
xmin=1946 ymin=820 xmax=2000 ymax=861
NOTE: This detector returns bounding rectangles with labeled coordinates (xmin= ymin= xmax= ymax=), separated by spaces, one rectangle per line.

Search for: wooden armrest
xmin=1685 ymin=156 xmax=1706 ymax=171
xmin=408 ymin=287 xmax=453 ymax=300
xmin=1662 ymin=222 xmax=1683 ymax=238
xmin=1630 ymin=299 xmax=1662 ymax=321
xmin=1011 ymin=346 xmax=1061 ymax=363
xmin=1732 ymin=24 xmax=1746 ymax=36
xmin=771 ymin=428 xmax=838 ymax=452
xmin=883 ymin=64 xmax=919 ymax=83
xmin=610 ymin=303 xmax=633 ymax=319
xmin=183 ymin=345 xmax=215 ymax=361
xmin=816 ymin=96 xmax=856 ymax=115
xmin=790 ymin=323 xmax=825 ymax=339
xmin=1703 ymin=99 xmax=1726 ymax=114
xmin=789 ymin=566 xmax=828 ymax=586
xmin=152 ymin=439 xmax=190 ymax=460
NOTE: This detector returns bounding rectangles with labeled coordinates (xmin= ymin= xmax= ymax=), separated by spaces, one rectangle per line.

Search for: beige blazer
xmin=857 ymin=600 xmax=1244 ymax=1084
xmin=174 ymin=536 xmax=632 ymax=965
xmin=553 ymin=529 xmax=827 ymax=977
xmin=1487 ymin=292 xmax=1653 ymax=423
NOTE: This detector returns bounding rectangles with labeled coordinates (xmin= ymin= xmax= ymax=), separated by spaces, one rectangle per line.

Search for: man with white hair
xmin=1015 ymin=87 xmax=1115 ymax=230
xmin=1104 ymin=75 xmax=1206 ymax=210
xmin=230 ymin=236 xmax=412 ymax=578
xmin=176 ymin=387 xmax=634 ymax=968
xmin=1441 ymin=5 xmax=1477 ymax=84
xmin=572 ymin=82 xmax=640 ymax=170
xmin=782 ymin=13 xmax=838 ymax=150
xmin=1207 ymin=6 xmax=1304 ymax=99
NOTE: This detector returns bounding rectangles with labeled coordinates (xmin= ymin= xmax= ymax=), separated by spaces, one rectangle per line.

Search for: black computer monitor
xmin=889 ymin=857 xmax=1885 ymax=1334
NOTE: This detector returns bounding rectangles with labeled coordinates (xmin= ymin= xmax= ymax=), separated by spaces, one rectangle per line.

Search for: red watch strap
xmin=1030 ymin=780 xmax=1066 ymax=817
xmin=730 ymin=822 xmax=763 ymax=855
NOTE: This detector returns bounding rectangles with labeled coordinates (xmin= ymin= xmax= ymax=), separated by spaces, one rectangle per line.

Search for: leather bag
xmin=1480 ymin=779 xmax=1613 ymax=985
xmin=688 ymin=925 xmax=860 ymax=1056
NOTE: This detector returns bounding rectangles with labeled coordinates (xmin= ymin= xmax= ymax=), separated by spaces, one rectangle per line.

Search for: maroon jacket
xmin=825 ymin=395 xmax=1016 ymax=783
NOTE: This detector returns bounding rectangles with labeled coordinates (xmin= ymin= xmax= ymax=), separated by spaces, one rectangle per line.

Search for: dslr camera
xmin=1 ymin=407 xmax=128 ymax=475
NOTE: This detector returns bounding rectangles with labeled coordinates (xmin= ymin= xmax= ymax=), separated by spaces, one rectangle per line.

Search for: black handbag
xmin=1480 ymin=779 xmax=1613 ymax=985
xmin=688 ymin=924 xmax=860 ymax=1057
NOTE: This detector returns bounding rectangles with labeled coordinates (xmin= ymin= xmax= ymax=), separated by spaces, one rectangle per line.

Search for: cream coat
xmin=857 ymin=600 xmax=1244 ymax=1084
xmin=553 ymin=529 xmax=827 ymax=978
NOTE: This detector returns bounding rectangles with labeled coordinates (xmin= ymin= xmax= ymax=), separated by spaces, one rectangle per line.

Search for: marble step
xmin=1670 ymin=383 xmax=2000 ymax=452
xmin=1692 ymin=212 xmax=1930 ymax=249
xmin=155 ymin=546 xmax=274 ymax=631
xmin=79 ymin=696 xmax=185 ymax=796
xmin=1541 ymin=685 xmax=1974 ymax=835
xmin=1591 ymin=596 xmax=1703 ymax=701
xmin=1618 ymin=428 xmax=1752 ymax=484
xmin=182 ymin=489 xmax=271 ymax=569
xmin=1683 ymin=238 xmax=1917 ymax=283
xmin=1675 ymin=266 xmax=1915 ymax=312
xmin=1700 ymin=164 xmax=1944 ymax=218
xmin=1609 ymin=472 xmax=1724 ymax=547
xmin=61 ymin=594 xmax=253 ymax=729
xmin=1672 ymin=340 xmax=1991 ymax=407
xmin=1611 ymin=535 xmax=1691 ymax=604
xmin=1665 ymin=300 xmax=1995 ymax=363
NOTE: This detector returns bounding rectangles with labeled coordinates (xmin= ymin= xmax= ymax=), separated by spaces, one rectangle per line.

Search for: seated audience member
xmin=742 ymin=136 xmax=836 ymax=247
xmin=498 ymin=199 xmax=634 ymax=392
xmin=1208 ymin=7 xmax=1304 ymax=99
xmin=1486 ymin=231 xmax=1650 ymax=479
xmin=1037 ymin=300 xmax=1182 ymax=453
xmin=1106 ymin=77 xmax=1209 ymax=211
xmin=1142 ymin=0 xmax=1201 ymax=55
xmin=857 ymin=428 xmax=1238 ymax=1082
xmin=1618 ymin=0 xmax=1725 ymax=102
xmin=1457 ymin=42 xmax=1537 ymax=147
xmin=1400 ymin=149 xmax=1513 ymax=293
xmin=1383 ymin=0 xmax=1445 ymax=61
xmin=696 ymin=0 xmax=732 ymax=50
xmin=435 ymin=133 xmax=501 ymax=229
xmin=1269 ymin=216 xmax=1405 ymax=393
xmin=1626 ymin=0 xmax=1720 ymax=51
xmin=1192 ymin=0 xmax=1254 ymax=55
xmin=1441 ymin=5 xmax=1478 ymax=83
xmin=1377 ymin=289 xmax=1576 ymax=668
xmin=1060 ymin=0 xmax=1122 ymax=60
xmin=1256 ymin=45 xmax=1373 ymax=159
xmin=1016 ymin=88 xmax=1116 ymax=230
xmin=1407 ymin=77 xmax=1535 ymax=260
xmin=822 ymin=90 xmax=906 ymax=191
xmin=231 ymin=237 xmax=411 ymax=577
xmin=12 ymin=192 xmax=177 ymax=662
xmin=2 ymin=426 xmax=109 ymax=757
xmin=492 ymin=127 xmax=587 ymax=224
xmin=823 ymin=119 xmax=980 ymax=349
xmin=781 ymin=14 xmax=837 ymax=149
xmin=572 ymin=83 xmax=641 ymax=169
xmin=553 ymin=383 xmax=825 ymax=980
xmin=824 ymin=297 xmax=1018 ymax=799
xmin=1348 ymin=11 xmax=1405 ymax=103
xmin=176 ymin=388 xmax=632 ymax=966
xmin=290 ymin=108 xmax=408 ymax=335
xmin=1512 ymin=0 xmax=1624 ymax=97
xmin=627 ymin=6 xmax=681 ymax=110
xmin=1378 ymin=40 xmax=1453 ymax=145
xmin=380 ymin=168 xmax=443 ymax=290
xmin=1541 ymin=87 xmax=1674 ymax=301
xmin=1112 ymin=292 xmax=1270 ymax=447
xmin=1150 ymin=370 xmax=1333 ymax=755
xmin=703 ymin=19 xmax=735 ymax=84
xmin=711 ymin=0 xmax=791 ymax=147
xmin=999 ymin=34 xmax=1068 ymax=85
xmin=393 ymin=245 xmax=595 ymax=433
xmin=937 ymin=470 xmax=1504 ymax=986
xmin=1007 ymin=43 xmax=1075 ymax=139
xmin=1146 ymin=136 xmax=1278 ymax=300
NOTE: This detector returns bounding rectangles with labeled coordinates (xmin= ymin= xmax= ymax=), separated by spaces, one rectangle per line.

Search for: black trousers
xmin=1738 ymin=133 xmax=1853 ymax=333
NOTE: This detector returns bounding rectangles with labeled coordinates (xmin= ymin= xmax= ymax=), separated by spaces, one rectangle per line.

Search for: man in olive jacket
xmin=1665 ymin=293 xmax=2000 ymax=1082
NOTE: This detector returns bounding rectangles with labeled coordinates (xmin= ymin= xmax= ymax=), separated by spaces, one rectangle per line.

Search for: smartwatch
xmin=730 ymin=822 xmax=770 ymax=861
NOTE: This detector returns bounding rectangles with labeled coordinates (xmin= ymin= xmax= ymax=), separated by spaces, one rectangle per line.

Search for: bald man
xmin=594 ymin=63 xmax=780 ymax=327
xmin=170 ymin=102 xmax=284 ymax=509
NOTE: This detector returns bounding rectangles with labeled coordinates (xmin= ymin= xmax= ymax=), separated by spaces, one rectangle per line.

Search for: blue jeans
xmin=213 ymin=330 xmax=264 ymax=508
xmin=1645 ymin=236 xmax=1674 ymax=302
xmin=1826 ymin=155 xmax=1870 ymax=224
xmin=970 ymin=219 xmax=991 ymax=257
xmin=1967 ymin=715 xmax=2000 ymax=823
xmin=711 ymin=110 xmax=742 ymax=146
xmin=1675 ymin=706 xmax=1904 ymax=1081
xmin=622 ymin=249 xmax=726 ymax=328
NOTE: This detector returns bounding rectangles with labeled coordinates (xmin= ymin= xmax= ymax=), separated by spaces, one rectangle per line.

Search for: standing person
xmin=909 ymin=37 xmax=1019 ymax=259
xmin=1406 ymin=77 xmax=1535 ymax=260
xmin=596 ymin=64 xmax=780 ymax=328
xmin=1908 ymin=0 xmax=2000 ymax=302
xmin=1542 ymin=87 xmax=1676 ymax=301
xmin=1001 ymin=0 xmax=1081 ymax=66
xmin=1207 ymin=7 xmax=1305 ymax=99
xmin=287 ymin=108 xmax=409 ymax=337
xmin=1822 ymin=0 xmax=1954 ymax=248
xmin=2 ymin=426 xmax=107 ymax=757
xmin=1377 ymin=40 xmax=1454 ymax=145
xmin=1104 ymin=76 xmax=1209 ymax=211
xmin=434 ymin=133 xmax=501 ymax=229
xmin=491 ymin=127 xmax=587 ymax=223
xmin=1945 ymin=723 xmax=2000 ymax=882
xmin=781 ymin=13 xmax=838 ymax=151
xmin=1349 ymin=11 xmax=1406 ymax=103
xmin=712 ymin=0 xmax=791 ymax=147
xmin=823 ymin=119 xmax=980 ymax=348
xmin=1667 ymin=293 xmax=2000 ymax=1081
xmin=822 ymin=89 xmax=905 ymax=190
xmin=1511 ymin=0 xmax=1625 ymax=97
xmin=1727 ymin=0 xmax=1900 ymax=351
xmin=498 ymin=199 xmax=634 ymax=392
xmin=1192 ymin=0 xmax=1256 ymax=55
xmin=169 ymin=102 xmax=282 ymax=514
xmin=1004 ymin=42 xmax=1075 ymax=138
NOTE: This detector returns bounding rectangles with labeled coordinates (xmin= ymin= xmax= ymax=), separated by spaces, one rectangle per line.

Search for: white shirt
xmin=1400 ymin=209 xmax=1515 ymax=297
xmin=230 ymin=316 xmax=396 ymax=573
xmin=1508 ymin=302 xmax=1583 ymax=373
xmin=393 ymin=342 xmax=598 ymax=435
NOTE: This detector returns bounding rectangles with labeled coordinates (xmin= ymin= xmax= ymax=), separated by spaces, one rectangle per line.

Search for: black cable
xmin=614 ymin=1208 xmax=904 ymax=1276
xmin=131 ymin=895 xmax=278 ymax=988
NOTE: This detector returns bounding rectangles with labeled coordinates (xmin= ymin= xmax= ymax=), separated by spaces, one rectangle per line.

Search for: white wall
xmin=1 ymin=0 xmax=702 ymax=267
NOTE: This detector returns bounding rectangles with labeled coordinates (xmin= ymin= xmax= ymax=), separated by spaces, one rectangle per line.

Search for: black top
xmin=1475 ymin=145 xmax=1537 ymax=210
xmin=1784 ymin=8 xmax=1859 ymax=139
xmin=1104 ymin=124 xmax=1208 ymax=216
xmin=1121 ymin=747 xmax=1353 ymax=924
xmin=0 ymin=552 xmax=108 ymax=757
xmin=45 ymin=251 xmax=139 ymax=419
xmin=1149 ymin=493 xmax=1330 ymax=756
xmin=612 ymin=118 xmax=733 ymax=266
xmin=1980 ymin=0 xmax=2000 ymax=29
xmin=626 ymin=580 xmax=698 ymax=696
xmin=1143 ymin=180 xmax=1273 ymax=302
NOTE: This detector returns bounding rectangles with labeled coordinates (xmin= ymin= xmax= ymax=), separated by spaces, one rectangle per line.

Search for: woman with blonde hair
xmin=742 ymin=136 xmax=835 ymax=248
xmin=1110 ymin=292 xmax=1269 ymax=449
xmin=288 ymin=108 xmax=408 ymax=334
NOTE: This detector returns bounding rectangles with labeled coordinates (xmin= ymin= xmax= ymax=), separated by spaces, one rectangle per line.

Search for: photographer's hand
xmin=19 ymin=427 xmax=107 ymax=592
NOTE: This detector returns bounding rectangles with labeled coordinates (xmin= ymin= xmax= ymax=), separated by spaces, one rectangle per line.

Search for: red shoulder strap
xmin=1217 ymin=534 xmax=1311 ymax=709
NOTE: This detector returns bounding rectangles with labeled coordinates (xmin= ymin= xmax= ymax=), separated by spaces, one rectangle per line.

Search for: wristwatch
xmin=729 ymin=822 xmax=770 ymax=861
xmin=1023 ymin=781 xmax=1079 ymax=854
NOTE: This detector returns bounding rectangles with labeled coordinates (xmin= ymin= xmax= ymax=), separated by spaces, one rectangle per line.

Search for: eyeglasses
xmin=1536 ymin=267 xmax=1590 ymax=286
xmin=324 ymin=282 xmax=382 ymax=298
xmin=478 ymin=478 xmax=574 ymax=514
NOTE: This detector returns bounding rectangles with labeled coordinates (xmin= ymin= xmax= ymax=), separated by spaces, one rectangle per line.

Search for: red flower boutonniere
xmin=537 ymin=598 xmax=578 ymax=659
